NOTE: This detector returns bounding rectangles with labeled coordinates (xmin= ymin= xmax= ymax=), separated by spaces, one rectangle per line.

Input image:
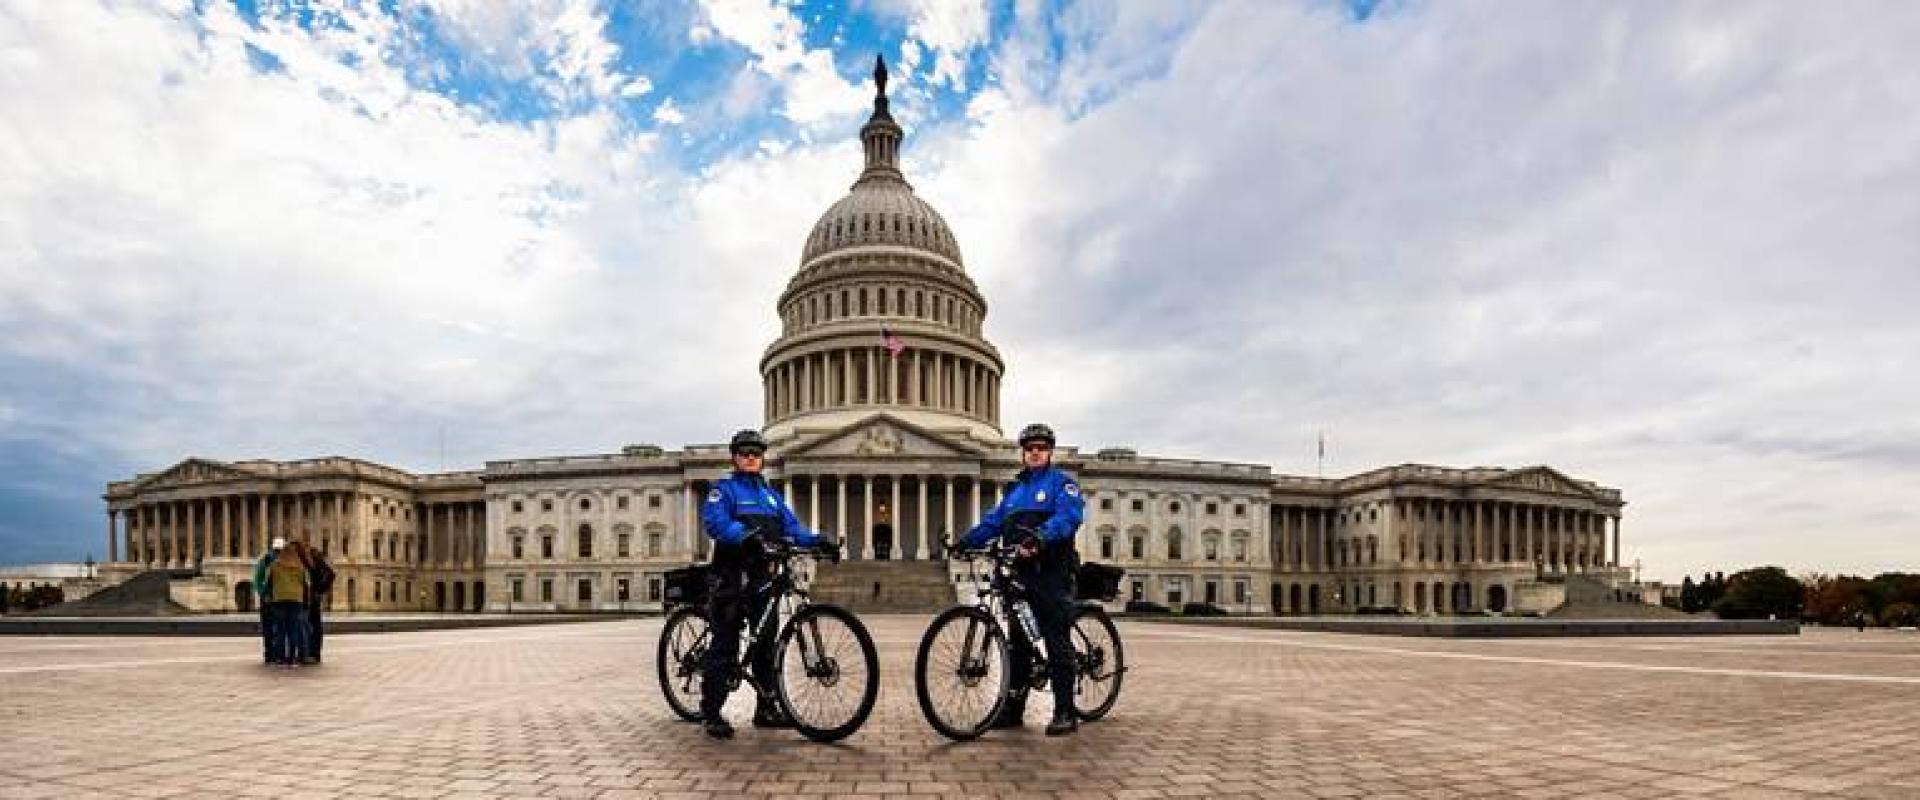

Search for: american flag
xmin=881 ymin=325 xmax=905 ymax=358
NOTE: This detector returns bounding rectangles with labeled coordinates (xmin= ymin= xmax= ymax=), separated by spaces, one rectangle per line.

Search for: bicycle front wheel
xmin=1070 ymin=605 xmax=1124 ymax=721
xmin=656 ymin=605 xmax=710 ymax=722
xmin=914 ymin=606 xmax=1010 ymax=741
xmin=775 ymin=604 xmax=879 ymax=743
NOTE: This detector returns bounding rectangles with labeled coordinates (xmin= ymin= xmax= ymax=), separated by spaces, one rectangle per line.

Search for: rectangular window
xmin=1100 ymin=536 xmax=1114 ymax=560
xmin=542 ymin=536 xmax=554 ymax=559
xmin=1131 ymin=537 xmax=1144 ymax=560
xmin=578 ymin=530 xmax=593 ymax=558
xmin=1233 ymin=539 xmax=1247 ymax=562
xmin=1235 ymin=504 xmax=1246 ymax=517
xmin=617 ymin=578 xmax=631 ymax=602
xmin=1131 ymin=499 xmax=1144 ymax=512
xmin=512 ymin=500 xmax=523 ymax=513
xmin=1235 ymin=580 xmax=1249 ymax=605
xmin=648 ymin=533 xmax=662 ymax=557
xmin=512 ymin=537 xmax=524 ymax=559
xmin=541 ymin=499 xmax=553 ymax=512
xmin=577 ymin=579 xmax=592 ymax=603
xmin=647 ymin=577 xmax=662 ymax=602
xmin=374 ymin=582 xmax=383 ymax=602
xmin=1130 ymin=580 xmax=1144 ymax=602
xmin=617 ymin=534 xmax=631 ymax=558
xmin=1206 ymin=502 xmax=1218 ymax=515
xmin=1167 ymin=581 xmax=1185 ymax=606
xmin=1205 ymin=581 xmax=1219 ymax=604
xmin=1100 ymin=498 xmax=1114 ymax=511
xmin=540 ymin=579 xmax=553 ymax=602
xmin=617 ymin=495 xmax=629 ymax=510
xmin=510 ymin=579 xmax=524 ymax=602
xmin=649 ymin=495 xmax=661 ymax=509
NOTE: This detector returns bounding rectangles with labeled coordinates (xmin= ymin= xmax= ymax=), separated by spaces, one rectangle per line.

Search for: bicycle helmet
xmin=729 ymin=429 xmax=769 ymax=454
xmin=1017 ymin=423 xmax=1056 ymax=448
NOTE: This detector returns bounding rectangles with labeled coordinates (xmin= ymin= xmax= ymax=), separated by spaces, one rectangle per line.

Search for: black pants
xmin=700 ymin=562 xmax=778 ymax=719
xmin=259 ymin=603 xmax=275 ymax=663
xmin=1006 ymin=557 xmax=1076 ymax=714
xmin=305 ymin=595 xmax=325 ymax=660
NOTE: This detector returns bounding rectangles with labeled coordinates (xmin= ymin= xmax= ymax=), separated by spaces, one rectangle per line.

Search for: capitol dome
xmin=761 ymin=55 xmax=1003 ymax=445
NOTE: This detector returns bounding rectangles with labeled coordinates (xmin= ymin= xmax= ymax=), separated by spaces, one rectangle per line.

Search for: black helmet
xmin=1017 ymin=423 xmax=1056 ymax=448
xmin=729 ymin=429 xmax=769 ymax=454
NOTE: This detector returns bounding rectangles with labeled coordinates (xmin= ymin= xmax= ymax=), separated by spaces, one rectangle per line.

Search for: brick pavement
xmin=1 ymin=617 xmax=1917 ymax=798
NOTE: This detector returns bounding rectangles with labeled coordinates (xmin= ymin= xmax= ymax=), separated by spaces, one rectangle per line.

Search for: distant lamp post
xmin=84 ymin=554 xmax=95 ymax=580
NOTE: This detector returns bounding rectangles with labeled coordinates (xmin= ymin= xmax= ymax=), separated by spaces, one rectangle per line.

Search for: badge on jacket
xmin=707 ymin=488 xmax=722 ymax=503
xmin=1037 ymin=491 xmax=1047 ymax=502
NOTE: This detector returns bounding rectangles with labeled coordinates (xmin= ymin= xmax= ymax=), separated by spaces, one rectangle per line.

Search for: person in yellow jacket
xmin=262 ymin=543 xmax=310 ymax=668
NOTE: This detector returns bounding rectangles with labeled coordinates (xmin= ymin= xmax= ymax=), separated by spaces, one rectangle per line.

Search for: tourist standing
xmin=253 ymin=537 xmax=286 ymax=664
xmin=299 ymin=541 xmax=336 ymax=664
xmin=263 ymin=541 xmax=311 ymax=668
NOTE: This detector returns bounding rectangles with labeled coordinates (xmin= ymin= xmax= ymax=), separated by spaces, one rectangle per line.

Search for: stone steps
xmin=807 ymin=560 xmax=954 ymax=614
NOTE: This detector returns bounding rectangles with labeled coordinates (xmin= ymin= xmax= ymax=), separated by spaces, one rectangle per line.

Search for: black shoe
xmin=703 ymin=715 xmax=735 ymax=739
xmin=989 ymin=703 xmax=1026 ymax=729
xmin=752 ymin=701 xmax=794 ymax=729
xmin=1045 ymin=709 xmax=1079 ymax=736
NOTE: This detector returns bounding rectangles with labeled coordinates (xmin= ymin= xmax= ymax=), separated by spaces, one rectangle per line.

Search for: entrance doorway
xmin=871 ymin=523 xmax=894 ymax=560
xmin=473 ymin=581 xmax=485 ymax=612
xmin=234 ymin=581 xmax=254 ymax=613
xmin=434 ymin=581 xmax=447 ymax=611
xmin=453 ymin=582 xmax=466 ymax=612
xmin=1488 ymin=584 xmax=1508 ymax=612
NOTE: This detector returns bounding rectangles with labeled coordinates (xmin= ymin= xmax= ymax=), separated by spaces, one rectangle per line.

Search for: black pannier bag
xmin=663 ymin=564 xmax=711 ymax=608
xmin=1075 ymin=561 xmax=1125 ymax=602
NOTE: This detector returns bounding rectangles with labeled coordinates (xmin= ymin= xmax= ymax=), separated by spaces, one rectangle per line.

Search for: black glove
xmin=820 ymin=539 xmax=843 ymax=564
xmin=1014 ymin=534 xmax=1040 ymax=561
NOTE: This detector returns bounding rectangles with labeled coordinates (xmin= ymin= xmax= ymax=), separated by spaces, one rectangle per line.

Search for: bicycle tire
xmin=1070 ymin=605 xmax=1124 ymax=721
xmin=656 ymin=605 xmax=710 ymax=722
xmin=774 ymin=604 xmax=880 ymax=743
xmin=914 ymin=605 xmax=1011 ymax=741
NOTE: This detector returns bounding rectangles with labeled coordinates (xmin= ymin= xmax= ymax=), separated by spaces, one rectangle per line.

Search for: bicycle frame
xmin=687 ymin=545 xmax=837 ymax=696
xmin=952 ymin=540 xmax=1055 ymax=688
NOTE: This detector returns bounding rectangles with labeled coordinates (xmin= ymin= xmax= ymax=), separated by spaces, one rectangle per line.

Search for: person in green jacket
xmin=253 ymin=538 xmax=284 ymax=664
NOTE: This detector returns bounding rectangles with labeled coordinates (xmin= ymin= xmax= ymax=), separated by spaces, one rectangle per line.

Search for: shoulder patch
xmin=706 ymin=488 xmax=722 ymax=503
xmin=1064 ymin=482 xmax=1080 ymax=497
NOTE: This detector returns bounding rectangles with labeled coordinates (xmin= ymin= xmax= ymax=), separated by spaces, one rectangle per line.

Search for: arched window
xmin=860 ymin=289 xmax=869 ymax=315
xmin=1167 ymin=528 xmax=1184 ymax=560
xmin=1203 ymin=532 xmax=1220 ymax=561
xmin=577 ymin=524 xmax=593 ymax=558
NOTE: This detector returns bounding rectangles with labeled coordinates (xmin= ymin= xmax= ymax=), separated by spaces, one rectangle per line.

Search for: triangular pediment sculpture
xmin=782 ymin=414 xmax=986 ymax=460
xmin=1487 ymin=466 xmax=1593 ymax=497
xmin=135 ymin=458 xmax=260 ymax=490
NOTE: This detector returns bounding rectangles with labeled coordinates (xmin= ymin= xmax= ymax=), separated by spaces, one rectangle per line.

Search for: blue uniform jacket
xmin=701 ymin=471 xmax=824 ymax=548
xmin=961 ymin=465 xmax=1085 ymax=548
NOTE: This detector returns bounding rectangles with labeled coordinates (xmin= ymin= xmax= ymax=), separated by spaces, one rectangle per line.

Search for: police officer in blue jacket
xmin=960 ymin=422 xmax=1086 ymax=736
xmin=698 ymin=429 xmax=837 ymax=739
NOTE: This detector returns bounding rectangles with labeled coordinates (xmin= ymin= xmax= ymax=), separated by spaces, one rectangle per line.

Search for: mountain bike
xmin=913 ymin=536 xmax=1126 ymax=740
xmin=656 ymin=540 xmax=878 ymax=742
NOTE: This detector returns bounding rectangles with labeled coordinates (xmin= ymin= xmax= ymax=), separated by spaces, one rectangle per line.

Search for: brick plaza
xmin=2 ymin=617 xmax=1918 ymax=799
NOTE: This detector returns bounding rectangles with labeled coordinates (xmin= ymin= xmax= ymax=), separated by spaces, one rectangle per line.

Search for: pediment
xmin=1486 ymin=467 xmax=1593 ymax=498
xmin=781 ymin=414 xmax=985 ymax=460
xmin=135 ymin=458 xmax=260 ymax=490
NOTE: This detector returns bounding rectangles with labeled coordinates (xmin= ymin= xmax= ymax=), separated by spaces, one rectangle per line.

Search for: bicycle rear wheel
xmin=1070 ymin=605 xmax=1124 ymax=721
xmin=914 ymin=606 xmax=1010 ymax=741
xmin=656 ymin=606 xmax=710 ymax=722
xmin=775 ymin=604 xmax=879 ymax=743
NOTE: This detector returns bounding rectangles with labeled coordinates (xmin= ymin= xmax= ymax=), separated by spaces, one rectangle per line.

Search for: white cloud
xmin=4 ymin=0 xmax=1917 ymax=585
xmin=421 ymin=0 xmax=649 ymax=105
xmin=697 ymin=0 xmax=867 ymax=126
xmin=653 ymin=97 xmax=686 ymax=125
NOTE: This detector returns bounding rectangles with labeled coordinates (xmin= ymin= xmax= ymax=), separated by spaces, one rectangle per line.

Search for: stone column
xmin=836 ymin=475 xmax=849 ymax=550
xmin=808 ymin=476 xmax=820 ymax=531
xmin=916 ymin=475 xmax=928 ymax=561
xmin=969 ymin=479 xmax=983 ymax=528
xmin=862 ymin=476 xmax=875 ymax=560
xmin=944 ymin=477 xmax=957 ymax=549
xmin=888 ymin=475 xmax=902 ymax=561
xmin=190 ymin=499 xmax=204 ymax=566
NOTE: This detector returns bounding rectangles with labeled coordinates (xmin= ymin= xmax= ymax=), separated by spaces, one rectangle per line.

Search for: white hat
xmin=270 ymin=537 xmax=287 ymax=550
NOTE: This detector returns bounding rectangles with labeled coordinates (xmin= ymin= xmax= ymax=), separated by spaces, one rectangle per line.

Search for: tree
xmin=1801 ymin=573 xmax=1870 ymax=625
xmin=1680 ymin=576 xmax=1698 ymax=612
xmin=1882 ymin=602 xmax=1919 ymax=628
xmin=1713 ymin=567 xmax=1804 ymax=620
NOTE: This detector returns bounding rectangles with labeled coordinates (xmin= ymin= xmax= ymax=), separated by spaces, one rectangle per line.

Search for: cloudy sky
xmin=2 ymin=0 xmax=1915 ymax=582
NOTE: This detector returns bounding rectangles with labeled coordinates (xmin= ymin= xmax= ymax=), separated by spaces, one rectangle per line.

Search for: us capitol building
xmin=101 ymin=59 xmax=1632 ymax=617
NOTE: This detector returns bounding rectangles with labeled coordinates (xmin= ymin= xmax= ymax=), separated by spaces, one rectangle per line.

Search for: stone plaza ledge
xmin=0 ymin=611 xmax=650 ymax=637
xmin=1134 ymin=614 xmax=1799 ymax=638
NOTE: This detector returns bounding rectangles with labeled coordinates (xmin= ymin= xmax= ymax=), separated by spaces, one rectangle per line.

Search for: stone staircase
xmin=28 ymin=570 xmax=193 ymax=616
xmin=1547 ymin=575 xmax=1693 ymax=620
xmin=806 ymin=560 xmax=955 ymax=614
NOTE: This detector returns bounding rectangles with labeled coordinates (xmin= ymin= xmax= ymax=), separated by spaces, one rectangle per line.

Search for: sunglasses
xmin=734 ymin=449 xmax=766 ymax=458
xmin=1021 ymin=443 xmax=1052 ymax=453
